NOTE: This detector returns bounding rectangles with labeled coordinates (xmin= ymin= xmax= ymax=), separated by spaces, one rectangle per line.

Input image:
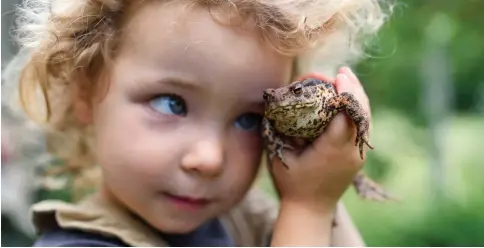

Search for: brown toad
xmin=262 ymin=77 xmax=393 ymax=202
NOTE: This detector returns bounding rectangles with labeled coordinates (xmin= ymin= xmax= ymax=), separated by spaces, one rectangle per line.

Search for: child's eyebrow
xmin=157 ymin=77 xmax=202 ymax=91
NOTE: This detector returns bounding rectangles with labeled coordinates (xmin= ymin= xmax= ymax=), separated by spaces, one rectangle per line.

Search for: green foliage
xmin=357 ymin=0 xmax=484 ymax=122
xmin=1 ymin=216 xmax=34 ymax=247
xmin=341 ymin=113 xmax=484 ymax=247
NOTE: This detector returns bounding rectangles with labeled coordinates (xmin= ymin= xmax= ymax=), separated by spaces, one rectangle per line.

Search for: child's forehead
xmin=118 ymin=4 xmax=292 ymax=75
xmin=117 ymin=1 xmax=292 ymax=91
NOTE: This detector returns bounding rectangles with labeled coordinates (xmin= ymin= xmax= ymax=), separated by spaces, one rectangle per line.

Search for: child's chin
xmin=149 ymin=217 xmax=206 ymax=234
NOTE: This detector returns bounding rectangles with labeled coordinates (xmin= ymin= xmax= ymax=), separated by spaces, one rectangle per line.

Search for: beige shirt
xmin=31 ymin=187 xmax=364 ymax=246
xmin=31 ymin=188 xmax=278 ymax=247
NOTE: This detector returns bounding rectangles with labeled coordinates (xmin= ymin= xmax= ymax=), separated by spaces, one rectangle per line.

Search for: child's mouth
xmin=163 ymin=192 xmax=211 ymax=210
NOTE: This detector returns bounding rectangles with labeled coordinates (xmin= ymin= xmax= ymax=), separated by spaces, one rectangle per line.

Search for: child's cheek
xmin=231 ymin=131 xmax=264 ymax=174
xmin=93 ymin=100 xmax=174 ymax=169
xmin=235 ymin=130 xmax=264 ymax=159
xmin=221 ymin=134 xmax=263 ymax=204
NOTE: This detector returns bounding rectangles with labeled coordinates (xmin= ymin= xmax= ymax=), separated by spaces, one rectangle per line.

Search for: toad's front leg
xmin=262 ymin=118 xmax=294 ymax=169
xmin=326 ymin=92 xmax=374 ymax=159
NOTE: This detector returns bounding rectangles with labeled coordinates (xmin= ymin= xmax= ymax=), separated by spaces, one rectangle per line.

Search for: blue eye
xmin=149 ymin=94 xmax=187 ymax=116
xmin=234 ymin=113 xmax=263 ymax=132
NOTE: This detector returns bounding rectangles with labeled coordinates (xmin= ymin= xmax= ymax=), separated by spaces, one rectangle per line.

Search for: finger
xmin=336 ymin=72 xmax=371 ymax=115
xmin=336 ymin=68 xmax=366 ymax=105
xmin=309 ymin=113 xmax=353 ymax=153
xmin=337 ymin=69 xmax=373 ymax=141
xmin=333 ymin=73 xmax=357 ymax=122
xmin=340 ymin=67 xmax=369 ymax=105
xmin=334 ymin=73 xmax=353 ymax=95
xmin=339 ymin=66 xmax=360 ymax=85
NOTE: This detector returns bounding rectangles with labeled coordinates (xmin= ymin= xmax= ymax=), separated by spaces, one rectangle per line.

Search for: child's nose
xmin=180 ymin=137 xmax=224 ymax=177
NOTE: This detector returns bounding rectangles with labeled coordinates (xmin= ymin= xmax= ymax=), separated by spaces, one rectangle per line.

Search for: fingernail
xmin=335 ymin=73 xmax=349 ymax=92
xmin=337 ymin=73 xmax=349 ymax=82
xmin=342 ymin=66 xmax=353 ymax=75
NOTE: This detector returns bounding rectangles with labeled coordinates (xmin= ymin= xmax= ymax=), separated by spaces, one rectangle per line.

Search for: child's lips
xmin=163 ymin=192 xmax=211 ymax=210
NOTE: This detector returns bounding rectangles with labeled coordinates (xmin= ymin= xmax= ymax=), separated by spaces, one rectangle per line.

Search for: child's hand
xmin=270 ymin=66 xmax=371 ymax=212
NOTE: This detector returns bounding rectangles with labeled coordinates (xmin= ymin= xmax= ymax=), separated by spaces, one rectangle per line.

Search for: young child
xmin=9 ymin=0 xmax=392 ymax=246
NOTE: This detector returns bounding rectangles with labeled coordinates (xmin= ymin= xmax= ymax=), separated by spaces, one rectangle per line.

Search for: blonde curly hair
xmin=8 ymin=0 xmax=393 ymax=198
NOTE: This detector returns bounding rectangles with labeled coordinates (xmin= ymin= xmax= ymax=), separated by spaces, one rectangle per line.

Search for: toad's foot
xmin=353 ymin=171 xmax=397 ymax=202
xmin=327 ymin=92 xmax=374 ymax=160
xmin=262 ymin=118 xmax=295 ymax=169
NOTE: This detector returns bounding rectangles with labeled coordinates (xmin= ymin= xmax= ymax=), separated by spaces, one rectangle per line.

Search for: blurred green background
xmin=2 ymin=0 xmax=483 ymax=246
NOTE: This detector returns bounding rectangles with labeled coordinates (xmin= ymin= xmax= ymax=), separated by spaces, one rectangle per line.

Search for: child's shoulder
xmin=30 ymin=199 xmax=126 ymax=246
xmin=30 ymin=188 xmax=279 ymax=247
xmin=33 ymin=226 xmax=127 ymax=247
xmin=30 ymin=194 xmax=169 ymax=246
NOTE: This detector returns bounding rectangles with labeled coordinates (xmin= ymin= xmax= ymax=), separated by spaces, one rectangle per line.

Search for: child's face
xmin=88 ymin=2 xmax=292 ymax=233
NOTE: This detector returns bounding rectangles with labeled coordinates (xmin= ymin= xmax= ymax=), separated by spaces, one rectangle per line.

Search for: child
xmin=9 ymin=0 xmax=392 ymax=246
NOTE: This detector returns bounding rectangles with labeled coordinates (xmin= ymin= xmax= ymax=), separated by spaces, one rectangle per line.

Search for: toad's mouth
xmin=265 ymin=101 xmax=317 ymax=117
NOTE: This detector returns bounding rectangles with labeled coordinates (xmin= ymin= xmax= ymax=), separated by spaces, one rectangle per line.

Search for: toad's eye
xmin=292 ymin=84 xmax=303 ymax=95
xmin=149 ymin=94 xmax=187 ymax=116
